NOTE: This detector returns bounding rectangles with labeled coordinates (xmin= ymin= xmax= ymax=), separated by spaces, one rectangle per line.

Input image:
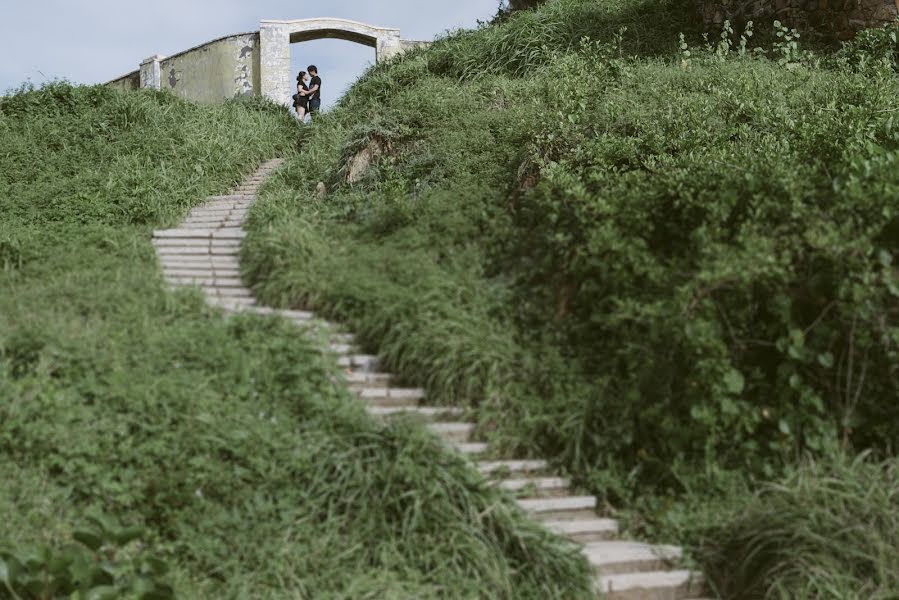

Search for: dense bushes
xmin=248 ymin=7 xmax=899 ymax=486
xmin=512 ymin=47 xmax=899 ymax=481
xmin=0 ymin=84 xmax=592 ymax=598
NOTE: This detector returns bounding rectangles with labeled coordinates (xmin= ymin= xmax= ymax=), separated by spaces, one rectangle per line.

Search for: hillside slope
xmin=0 ymin=84 xmax=592 ymax=598
xmin=243 ymin=0 xmax=899 ymax=596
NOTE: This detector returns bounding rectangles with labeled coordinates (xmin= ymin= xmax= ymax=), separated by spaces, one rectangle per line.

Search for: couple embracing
xmin=293 ymin=65 xmax=322 ymax=122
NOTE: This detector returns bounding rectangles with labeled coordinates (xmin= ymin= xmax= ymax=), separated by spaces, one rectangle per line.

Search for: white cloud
xmin=1 ymin=0 xmax=497 ymax=104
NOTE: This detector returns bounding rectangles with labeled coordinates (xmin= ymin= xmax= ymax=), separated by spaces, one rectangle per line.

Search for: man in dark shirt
xmin=306 ymin=65 xmax=322 ymax=117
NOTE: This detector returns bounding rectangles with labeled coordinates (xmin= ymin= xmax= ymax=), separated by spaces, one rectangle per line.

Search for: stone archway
xmin=260 ymin=18 xmax=412 ymax=106
xmin=107 ymin=18 xmax=428 ymax=105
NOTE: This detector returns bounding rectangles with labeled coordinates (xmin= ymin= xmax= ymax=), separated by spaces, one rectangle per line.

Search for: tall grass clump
xmin=426 ymin=0 xmax=698 ymax=78
xmin=696 ymin=453 xmax=899 ymax=599
xmin=0 ymin=83 xmax=593 ymax=598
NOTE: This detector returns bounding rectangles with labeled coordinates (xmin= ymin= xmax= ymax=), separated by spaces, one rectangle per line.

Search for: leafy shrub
xmin=834 ymin=20 xmax=899 ymax=72
xmin=0 ymin=515 xmax=173 ymax=600
xmin=511 ymin=52 xmax=899 ymax=483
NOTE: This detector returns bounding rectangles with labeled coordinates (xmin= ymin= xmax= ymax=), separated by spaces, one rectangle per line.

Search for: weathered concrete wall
xmin=260 ymin=22 xmax=292 ymax=109
xmin=699 ymin=0 xmax=899 ymax=40
xmin=108 ymin=70 xmax=140 ymax=92
xmin=158 ymin=33 xmax=260 ymax=103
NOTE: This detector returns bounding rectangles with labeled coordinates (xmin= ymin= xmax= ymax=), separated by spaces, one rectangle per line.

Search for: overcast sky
xmin=1 ymin=1 xmax=498 ymax=107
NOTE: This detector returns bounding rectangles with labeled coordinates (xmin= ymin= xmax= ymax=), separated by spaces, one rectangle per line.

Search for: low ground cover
xmin=242 ymin=1 xmax=899 ymax=596
xmin=0 ymin=84 xmax=591 ymax=598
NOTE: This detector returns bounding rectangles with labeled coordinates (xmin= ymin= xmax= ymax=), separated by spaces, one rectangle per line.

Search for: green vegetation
xmin=0 ymin=84 xmax=592 ymax=598
xmin=242 ymin=0 xmax=899 ymax=596
xmin=1 ymin=515 xmax=174 ymax=599
xmin=697 ymin=453 xmax=899 ymax=599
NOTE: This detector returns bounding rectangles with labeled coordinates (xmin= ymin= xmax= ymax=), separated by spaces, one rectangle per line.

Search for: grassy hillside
xmin=242 ymin=0 xmax=899 ymax=596
xmin=0 ymin=84 xmax=592 ymax=598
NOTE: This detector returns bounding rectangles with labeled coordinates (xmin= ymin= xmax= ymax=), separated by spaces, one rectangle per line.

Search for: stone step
xmin=329 ymin=343 xmax=355 ymax=355
xmin=180 ymin=221 xmax=245 ymax=229
xmin=186 ymin=203 xmax=248 ymax=213
xmin=495 ymin=477 xmax=571 ymax=497
xmin=517 ymin=496 xmax=597 ymax=521
xmin=205 ymin=297 xmax=257 ymax=309
xmin=152 ymin=238 xmax=240 ymax=248
xmin=192 ymin=202 xmax=251 ymax=211
xmin=598 ymin=570 xmax=704 ymax=600
xmin=192 ymin=209 xmax=234 ymax=216
xmin=166 ymin=276 xmax=244 ymax=288
xmin=215 ymin=305 xmax=321 ymax=325
xmin=183 ymin=213 xmax=242 ymax=219
xmin=152 ymin=238 xmax=241 ymax=248
xmin=337 ymin=354 xmax=380 ymax=371
xmin=157 ymin=258 xmax=240 ymax=269
xmin=476 ymin=460 xmax=548 ymax=477
xmin=154 ymin=228 xmax=246 ymax=240
xmin=331 ymin=333 xmax=355 ymax=344
xmin=583 ymin=541 xmax=682 ymax=575
xmin=202 ymin=287 xmax=253 ymax=298
xmin=188 ymin=211 xmax=247 ymax=220
xmin=427 ymin=422 xmax=474 ymax=442
xmin=191 ymin=205 xmax=249 ymax=213
xmin=271 ymin=308 xmax=315 ymax=322
xmin=366 ymin=406 xmax=465 ymax=420
xmin=206 ymin=195 xmax=254 ymax=201
xmin=345 ymin=371 xmax=392 ymax=388
xmin=543 ymin=518 xmax=619 ymax=543
xmin=451 ymin=442 xmax=488 ymax=455
xmin=357 ymin=387 xmax=425 ymax=407
xmin=162 ymin=266 xmax=235 ymax=276
xmin=180 ymin=220 xmax=244 ymax=228
xmin=162 ymin=268 xmax=241 ymax=279
xmin=155 ymin=246 xmax=239 ymax=256
xmin=189 ymin=210 xmax=247 ymax=218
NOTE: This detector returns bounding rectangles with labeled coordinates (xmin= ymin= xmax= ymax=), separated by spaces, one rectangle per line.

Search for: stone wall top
xmin=261 ymin=17 xmax=401 ymax=46
xmin=156 ymin=31 xmax=260 ymax=64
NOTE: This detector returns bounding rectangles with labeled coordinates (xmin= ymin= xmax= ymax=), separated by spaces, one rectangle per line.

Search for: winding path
xmin=152 ymin=160 xmax=711 ymax=600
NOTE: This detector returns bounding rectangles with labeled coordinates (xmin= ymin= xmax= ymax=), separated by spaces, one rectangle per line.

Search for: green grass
xmin=696 ymin=453 xmax=899 ymax=599
xmin=241 ymin=1 xmax=899 ymax=596
xmin=0 ymin=83 xmax=593 ymax=598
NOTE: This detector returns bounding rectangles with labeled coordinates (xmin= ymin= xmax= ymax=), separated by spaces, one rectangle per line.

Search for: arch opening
xmin=290 ymin=37 xmax=375 ymax=112
xmin=289 ymin=29 xmax=378 ymax=48
xmin=260 ymin=18 xmax=411 ymax=106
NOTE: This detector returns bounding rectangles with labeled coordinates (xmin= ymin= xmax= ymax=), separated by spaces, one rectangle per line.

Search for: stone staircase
xmin=152 ymin=160 xmax=711 ymax=600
